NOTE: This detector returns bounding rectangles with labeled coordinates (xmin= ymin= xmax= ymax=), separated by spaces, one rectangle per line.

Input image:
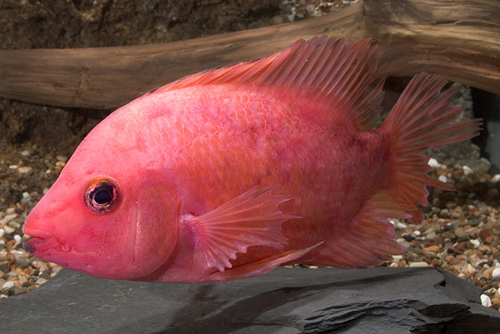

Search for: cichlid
xmin=23 ymin=37 xmax=481 ymax=283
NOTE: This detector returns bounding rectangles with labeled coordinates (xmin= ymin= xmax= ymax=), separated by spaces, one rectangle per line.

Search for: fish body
xmin=23 ymin=37 xmax=481 ymax=283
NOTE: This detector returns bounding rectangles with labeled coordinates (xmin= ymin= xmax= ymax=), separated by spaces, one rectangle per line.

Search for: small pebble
xmin=469 ymin=217 xmax=480 ymax=227
xmin=0 ymin=213 xmax=18 ymax=225
xmin=423 ymin=245 xmax=440 ymax=254
xmin=470 ymin=239 xmax=480 ymax=247
xmin=479 ymin=229 xmax=492 ymax=241
xmin=56 ymin=155 xmax=68 ymax=163
xmin=17 ymin=166 xmax=32 ymax=174
xmin=409 ymin=262 xmax=429 ymax=267
xmin=440 ymin=209 xmax=450 ymax=218
xmin=483 ymin=267 xmax=495 ymax=279
xmin=446 ymin=256 xmax=460 ymax=265
xmin=18 ymin=275 xmax=28 ymax=286
xmin=2 ymin=281 xmax=15 ymax=290
xmin=462 ymin=166 xmax=473 ymax=176
xmin=428 ymin=158 xmax=439 ymax=167
xmin=15 ymin=260 xmax=30 ymax=268
xmin=35 ymin=278 xmax=48 ymax=285
xmin=492 ymin=268 xmax=500 ymax=279
xmin=402 ymin=235 xmax=415 ymax=242
xmin=3 ymin=225 xmax=15 ymax=234
xmin=8 ymin=221 xmax=21 ymax=229
xmin=396 ymin=222 xmax=407 ymax=229
xmin=452 ymin=206 xmax=463 ymax=218
xmin=425 ymin=231 xmax=437 ymax=240
xmin=21 ymin=192 xmax=31 ymax=204
xmin=454 ymin=227 xmax=466 ymax=238
xmin=481 ymin=294 xmax=492 ymax=307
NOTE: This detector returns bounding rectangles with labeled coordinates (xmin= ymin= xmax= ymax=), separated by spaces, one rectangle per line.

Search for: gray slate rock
xmin=1 ymin=267 xmax=500 ymax=334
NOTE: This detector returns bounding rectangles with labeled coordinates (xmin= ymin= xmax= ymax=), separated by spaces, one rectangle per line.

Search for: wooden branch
xmin=0 ymin=0 xmax=499 ymax=109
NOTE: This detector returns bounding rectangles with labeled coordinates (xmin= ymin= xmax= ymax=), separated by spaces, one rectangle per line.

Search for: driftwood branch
xmin=0 ymin=0 xmax=499 ymax=110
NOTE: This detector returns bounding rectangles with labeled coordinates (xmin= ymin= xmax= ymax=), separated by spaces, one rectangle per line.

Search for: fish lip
xmin=22 ymin=229 xmax=63 ymax=254
xmin=22 ymin=228 xmax=53 ymax=240
xmin=22 ymin=236 xmax=44 ymax=254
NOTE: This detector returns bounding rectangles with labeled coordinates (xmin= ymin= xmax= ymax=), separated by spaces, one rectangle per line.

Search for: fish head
xmin=23 ymin=115 xmax=180 ymax=280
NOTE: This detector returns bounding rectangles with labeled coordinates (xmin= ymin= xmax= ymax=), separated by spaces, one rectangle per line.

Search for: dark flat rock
xmin=1 ymin=267 xmax=499 ymax=334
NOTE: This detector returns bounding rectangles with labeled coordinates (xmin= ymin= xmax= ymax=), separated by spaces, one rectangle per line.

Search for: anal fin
xmin=313 ymin=190 xmax=407 ymax=268
xmin=184 ymin=185 xmax=300 ymax=273
xmin=208 ymin=243 xmax=322 ymax=282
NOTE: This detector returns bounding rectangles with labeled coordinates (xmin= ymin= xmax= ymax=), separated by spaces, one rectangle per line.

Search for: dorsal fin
xmin=150 ymin=37 xmax=386 ymax=131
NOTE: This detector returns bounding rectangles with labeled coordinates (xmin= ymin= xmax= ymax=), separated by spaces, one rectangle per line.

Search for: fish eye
xmin=84 ymin=178 xmax=120 ymax=214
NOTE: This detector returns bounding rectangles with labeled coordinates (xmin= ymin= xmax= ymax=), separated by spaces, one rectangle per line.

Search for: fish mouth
xmin=22 ymin=229 xmax=60 ymax=254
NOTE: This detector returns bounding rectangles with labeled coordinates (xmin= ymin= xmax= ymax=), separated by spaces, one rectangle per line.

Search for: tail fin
xmin=380 ymin=74 xmax=482 ymax=223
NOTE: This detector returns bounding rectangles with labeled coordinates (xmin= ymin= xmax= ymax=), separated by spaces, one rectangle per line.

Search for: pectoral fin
xmin=184 ymin=185 xmax=300 ymax=272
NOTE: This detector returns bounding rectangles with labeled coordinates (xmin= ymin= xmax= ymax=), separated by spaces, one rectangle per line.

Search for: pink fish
xmin=23 ymin=37 xmax=481 ymax=283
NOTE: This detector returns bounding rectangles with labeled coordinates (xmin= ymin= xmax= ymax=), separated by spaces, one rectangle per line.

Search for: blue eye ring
xmin=84 ymin=177 xmax=120 ymax=214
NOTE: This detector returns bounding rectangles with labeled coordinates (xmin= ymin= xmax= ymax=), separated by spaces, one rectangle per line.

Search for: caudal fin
xmin=380 ymin=74 xmax=482 ymax=223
